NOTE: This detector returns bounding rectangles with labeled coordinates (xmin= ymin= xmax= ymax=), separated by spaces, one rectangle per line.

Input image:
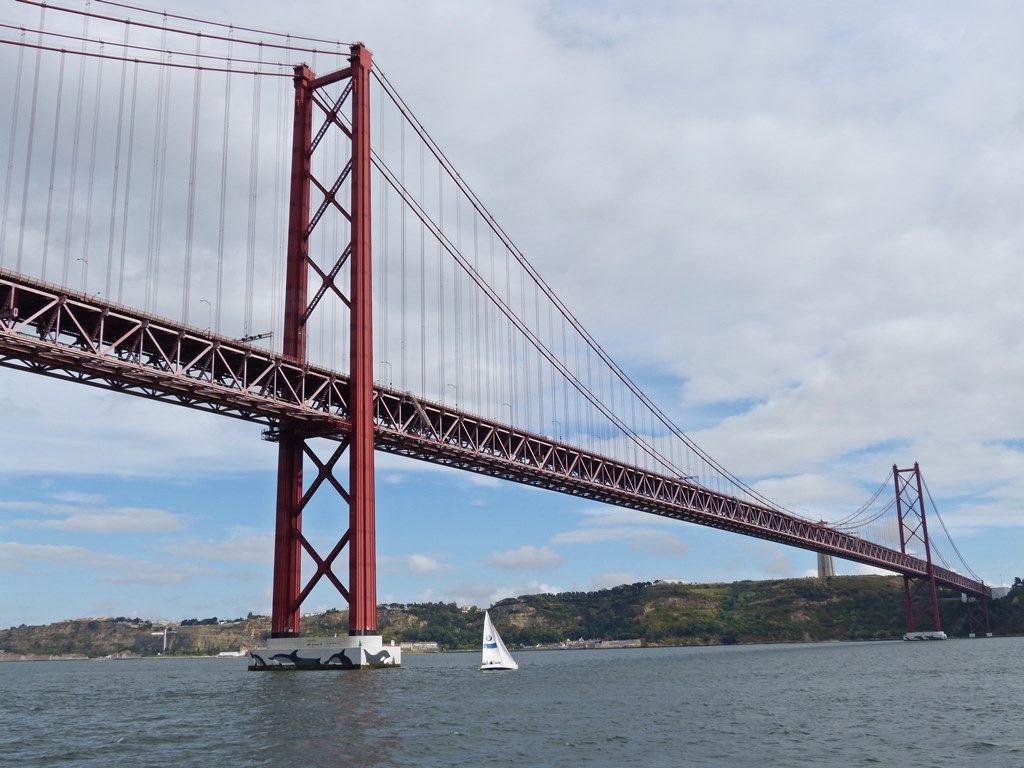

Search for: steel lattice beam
xmin=0 ymin=269 xmax=349 ymax=430
xmin=0 ymin=269 xmax=991 ymax=601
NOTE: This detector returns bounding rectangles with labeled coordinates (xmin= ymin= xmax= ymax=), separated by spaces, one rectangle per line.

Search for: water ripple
xmin=1 ymin=639 xmax=1023 ymax=766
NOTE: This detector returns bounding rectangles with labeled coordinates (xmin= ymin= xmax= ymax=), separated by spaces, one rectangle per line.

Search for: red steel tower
xmin=893 ymin=463 xmax=945 ymax=640
xmin=256 ymin=44 xmax=392 ymax=668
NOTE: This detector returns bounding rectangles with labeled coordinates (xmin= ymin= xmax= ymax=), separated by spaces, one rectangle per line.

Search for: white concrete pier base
xmin=248 ymin=635 xmax=401 ymax=670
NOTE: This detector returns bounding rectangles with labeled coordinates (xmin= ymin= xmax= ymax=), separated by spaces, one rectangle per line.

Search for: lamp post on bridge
xmin=200 ymin=299 xmax=211 ymax=332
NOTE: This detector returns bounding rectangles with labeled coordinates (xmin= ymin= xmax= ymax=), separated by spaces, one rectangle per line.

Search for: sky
xmin=3 ymin=1 xmax=1024 ymax=628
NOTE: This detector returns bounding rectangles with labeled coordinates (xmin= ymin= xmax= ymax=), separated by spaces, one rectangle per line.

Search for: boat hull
xmin=248 ymin=635 xmax=401 ymax=670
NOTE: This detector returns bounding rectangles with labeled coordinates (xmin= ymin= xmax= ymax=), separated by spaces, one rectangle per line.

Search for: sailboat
xmin=480 ymin=610 xmax=518 ymax=671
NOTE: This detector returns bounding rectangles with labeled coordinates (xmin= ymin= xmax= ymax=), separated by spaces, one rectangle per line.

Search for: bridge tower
xmin=964 ymin=593 xmax=993 ymax=638
xmin=893 ymin=463 xmax=946 ymax=640
xmin=251 ymin=44 xmax=399 ymax=669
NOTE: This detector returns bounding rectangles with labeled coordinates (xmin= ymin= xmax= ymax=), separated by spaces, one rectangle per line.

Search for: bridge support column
xmin=271 ymin=435 xmax=303 ymax=636
xmin=269 ymin=62 xmax=313 ymax=640
xmin=347 ymin=43 xmax=377 ymax=636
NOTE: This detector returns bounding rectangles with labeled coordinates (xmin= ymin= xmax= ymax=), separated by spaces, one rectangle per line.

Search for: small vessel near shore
xmin=480 ymin=610 xmax=518 ymax=671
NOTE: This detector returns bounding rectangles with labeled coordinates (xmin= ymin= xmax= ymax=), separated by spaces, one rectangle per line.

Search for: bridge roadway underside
xmin=0 ymin=269 xmax=990 ymax=599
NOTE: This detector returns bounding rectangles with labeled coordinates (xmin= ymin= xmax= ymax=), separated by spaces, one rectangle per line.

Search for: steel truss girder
xmin=0 ymin=269 xmax=349 ymax=430
xmin=0 ymin=271 xmax=990 ymax=602
xmin=372 ymin=392 xmax=990 ymax=599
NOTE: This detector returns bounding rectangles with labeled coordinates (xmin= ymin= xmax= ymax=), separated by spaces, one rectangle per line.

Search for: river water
xmin=2 ymin=638 xmax=1022 ymax=767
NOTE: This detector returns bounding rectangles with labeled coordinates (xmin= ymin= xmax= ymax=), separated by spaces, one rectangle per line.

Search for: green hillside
xmin=2 ymin=575 xmax=1021 ymax=658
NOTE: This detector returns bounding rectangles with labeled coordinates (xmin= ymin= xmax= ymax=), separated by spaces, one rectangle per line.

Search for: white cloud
xmin=447 ymin=582 xmax=513 ymax=609
xmin=847 ymin=562 xmax=899 ymax=578
xmin=487 ymin=545 xmax=563 ymax=571
xmin=13 ymin=505 xmax=184 ymax=534
xmin=406 ymin=554 xmax=448 ymax=575
xmin=630 ymin=537 xmax=689 ymax=557
xmin=380 ymin=553 xmax=451 ymax=576
xmin=164 ymin=529 xmax=272 ymax=564
xmin=551 ymin=508 xmax=691 ymax=557
xmin=99 ymin=564 xmax=211 ymax=586
xmin=0 ymin=376 xmax=275 ymax=478
xmin=590 ymin=571 xmax=638 ymax=591
xmin=466 ymin=475 xmax=504 ymax=489
xmin=763 ymin=551 xmax=796 ymax=578
xmin=50 ymin=492 xmax=108 ymax=505
xmin=448 ymin=579 xmax=565 ymax=609
xmin=574 ymin=508 xmax=685 ymax=528
xmin=0 ymin=540 xmax=153 ymax=574
xmin=553 ymin=526 xmax=650 ymax=545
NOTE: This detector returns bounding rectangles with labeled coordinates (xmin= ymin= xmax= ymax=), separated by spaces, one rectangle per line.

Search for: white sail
xmin=480 ymin=611 xmax=518 ymax=671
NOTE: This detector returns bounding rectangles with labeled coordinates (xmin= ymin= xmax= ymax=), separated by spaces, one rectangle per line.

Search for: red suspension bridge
xmin=0 ymin=2 xmax=992 ymax=663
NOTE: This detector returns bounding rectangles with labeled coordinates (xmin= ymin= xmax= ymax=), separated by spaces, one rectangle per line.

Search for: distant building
xmin=597 ymin=639 xmax=642 ymax=649
xmin=401 ymin=641 xmax=441 ymax=653
xmin=975 ymin=586 xmax=1009 ymax=600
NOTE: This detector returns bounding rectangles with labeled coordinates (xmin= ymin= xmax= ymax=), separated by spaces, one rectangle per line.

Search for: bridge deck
xmin=0 ymin=268 xmax=990 ymax=599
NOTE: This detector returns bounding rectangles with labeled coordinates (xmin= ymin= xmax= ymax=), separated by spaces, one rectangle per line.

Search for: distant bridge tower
xmin=964 ymin=593 xmax=993 ymax=638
